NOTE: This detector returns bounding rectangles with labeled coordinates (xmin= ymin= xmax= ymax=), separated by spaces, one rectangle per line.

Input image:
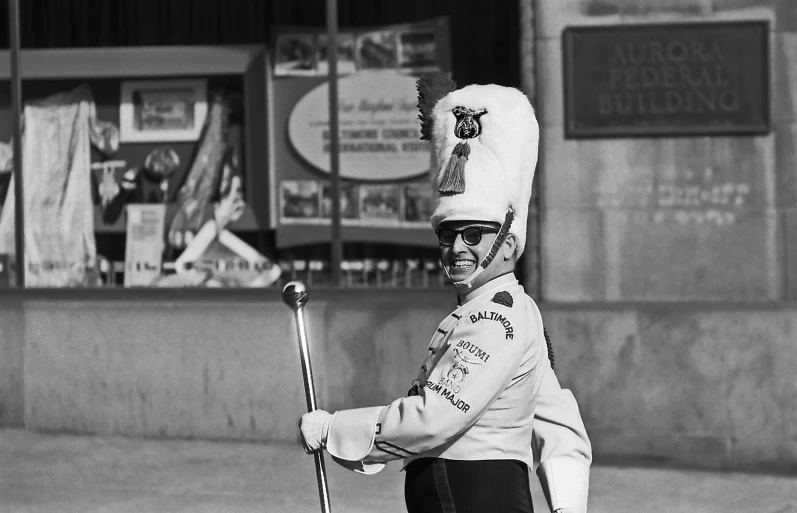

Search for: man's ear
xmin=502 ymin=233 xmax=518 ymax=261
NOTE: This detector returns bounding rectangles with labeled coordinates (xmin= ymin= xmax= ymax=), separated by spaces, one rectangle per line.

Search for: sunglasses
xmin=435 ymin=226 xmax=499 ymax=246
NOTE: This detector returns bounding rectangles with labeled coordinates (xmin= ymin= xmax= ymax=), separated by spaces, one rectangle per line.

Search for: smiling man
xmin=299 ymin=73 xmax=591 ymax=513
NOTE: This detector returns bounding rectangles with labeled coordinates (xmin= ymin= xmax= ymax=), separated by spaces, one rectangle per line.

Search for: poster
xmin=280 ymin=180 xmax=322 ymax=224
xmin=317 ymin=33 xmax=357 ymax=75
xmin=274 ymin=33 xmax=317 ymax=76
xmin=321 ymin=182 xmax=359 ymax=222
xmin=359 ymin=184 xmax=401 ymax=226
xmin=124 ymin=204 xmax=166 ymax=287
xmin=402 ymin=183 xmax=434 ymax=227
xmin=287 ymin=71 xmax=433 ymax=181
xmin=119 ymin=79 xmax=208 ymax=142
xmin=272 ymin=17 xmax=450 ymax=248
xmin=356 ymin=30 xmax=398 ymax=69
xmin=397 ymin=29 xmax=438 ymax=72
xmin=274 ymin=23 xmax=442 ymax=77
xmin=279 ymin=180 xmax=436 ymax=228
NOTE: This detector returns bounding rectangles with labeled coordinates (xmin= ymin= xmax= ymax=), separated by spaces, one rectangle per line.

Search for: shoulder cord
xmin=543 ymin=327 xmax=554 ymax=370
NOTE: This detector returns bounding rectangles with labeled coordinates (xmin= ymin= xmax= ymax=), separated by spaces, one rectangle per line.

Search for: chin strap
xmin=440 ymin=256 xmax=475 ymax=290
xmin=442 ymin=209 xmax=515 ymax=290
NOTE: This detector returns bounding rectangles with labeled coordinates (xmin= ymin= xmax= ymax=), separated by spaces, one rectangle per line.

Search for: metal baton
xmin=282 ymin=281 xmax=332 ymax=513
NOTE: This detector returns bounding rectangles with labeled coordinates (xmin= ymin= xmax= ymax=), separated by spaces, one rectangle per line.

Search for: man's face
xmin=437 ymin=220 xmax=504 ymax=290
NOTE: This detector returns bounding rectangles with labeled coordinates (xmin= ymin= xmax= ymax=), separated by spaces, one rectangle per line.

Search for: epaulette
xmin=543 ymin=327 xmax=554 ymax=370
xmin=490 ymin=291 xmax=513 ymax=308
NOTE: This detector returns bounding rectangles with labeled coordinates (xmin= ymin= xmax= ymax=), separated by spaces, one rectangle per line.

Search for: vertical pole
xmin=519 ymin=0 xmax=540 ymax=299
xmin=282 ymin=282 xmax=332 ymax=513
xmin=326 ymin=0 xmax=342 ymax=286
xmin=8 ymin=0 xmax=24 ymax=287
xmin=296 ymin=305 xmax=332 ymax=513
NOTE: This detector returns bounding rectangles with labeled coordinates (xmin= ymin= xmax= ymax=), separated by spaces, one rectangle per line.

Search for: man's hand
xmin=213 ymin=175 xmax=245 ymax=230
xmin=299 ymin=410 xmax=333 ymax=454
xmin=554 ymin=508 xmax=583 ymax=513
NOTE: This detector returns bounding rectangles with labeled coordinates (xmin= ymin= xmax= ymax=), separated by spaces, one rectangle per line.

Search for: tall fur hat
xmin=417 ymin=73 xmax=539 ymax=257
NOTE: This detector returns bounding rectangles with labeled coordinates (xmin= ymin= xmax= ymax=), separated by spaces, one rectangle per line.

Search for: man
xmin=299 ymin=74 xmax=591 ymax=513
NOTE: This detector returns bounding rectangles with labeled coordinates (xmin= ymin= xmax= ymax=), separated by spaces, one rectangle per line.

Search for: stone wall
xmin=536 ymin=0 xmax=796 ymax=301
xmin=1 ymin=292 xmax=795 ymax=472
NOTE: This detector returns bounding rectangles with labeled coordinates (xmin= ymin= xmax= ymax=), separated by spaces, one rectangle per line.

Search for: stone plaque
xmin=563 ymin=22 xmax=770 ymax=138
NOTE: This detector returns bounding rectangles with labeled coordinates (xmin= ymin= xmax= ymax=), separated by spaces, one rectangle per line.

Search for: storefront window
xmin=0 ymin=19 xmax=454 ymax=290
xmin=0 ymin=72 xmax=271 ymax=289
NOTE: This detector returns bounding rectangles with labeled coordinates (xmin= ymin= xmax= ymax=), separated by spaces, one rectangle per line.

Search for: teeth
xmin=453 ymin=260 xmax=474 ymax=268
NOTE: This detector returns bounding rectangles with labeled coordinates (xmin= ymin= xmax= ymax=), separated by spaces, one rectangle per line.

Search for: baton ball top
xmin=282 ymin=281 xmax=309 ymax=310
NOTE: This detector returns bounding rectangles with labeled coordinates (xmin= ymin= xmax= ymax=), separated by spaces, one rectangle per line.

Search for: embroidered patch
xmin=469 ymin=310 xmax=515 ymax=339
xmin=454 ymin=340 xmax=490 ymax=363
xmin=491 ymin=291 xmax=513 ymax=307
xmin=424 ymin=381 xmax=471 ymax=413
xmin=444 ymin=347 xmax=484 ymax=383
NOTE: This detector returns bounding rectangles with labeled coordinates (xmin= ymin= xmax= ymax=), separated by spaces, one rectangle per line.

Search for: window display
xmin=0 ymin=70 xmax=281 ymax=289
xmin=0 ymin=36 xmax=454 ymax=290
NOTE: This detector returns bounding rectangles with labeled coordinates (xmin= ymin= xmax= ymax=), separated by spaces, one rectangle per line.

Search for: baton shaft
xmin=294 ymin=306 xmax=332 ymax=513
xmin=295 ymin=308 xmax=318 ymax=412
xmin=314 ymin=451 xmax=331 ymax=513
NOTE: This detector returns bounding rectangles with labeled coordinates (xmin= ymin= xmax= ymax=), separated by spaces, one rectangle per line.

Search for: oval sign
xmin=288 ymin=71 xmax=432 ymax=181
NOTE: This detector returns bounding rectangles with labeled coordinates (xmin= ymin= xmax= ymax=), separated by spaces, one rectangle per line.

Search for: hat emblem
xmin=436 ymin=107 xmax=488 ymax=195
xmin=452 ymin=106 xmax=487 ymax=139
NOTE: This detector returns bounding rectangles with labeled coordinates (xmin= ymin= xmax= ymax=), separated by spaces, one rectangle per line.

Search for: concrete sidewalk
xmin=1 ymin=429 xmax=795 ymax=513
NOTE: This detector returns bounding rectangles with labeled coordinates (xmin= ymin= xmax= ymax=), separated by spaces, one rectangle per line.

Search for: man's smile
xmin=452 ymin=258 xmax=476 ymax=269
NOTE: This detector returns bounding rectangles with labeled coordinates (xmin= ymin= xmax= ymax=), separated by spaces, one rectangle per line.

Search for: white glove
xmin=299 ymin=410 xmax=333 ymax=454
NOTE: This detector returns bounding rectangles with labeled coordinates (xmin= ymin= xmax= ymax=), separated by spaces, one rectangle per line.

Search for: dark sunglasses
xmin=435 ymin=226 xmax=499 ymax=246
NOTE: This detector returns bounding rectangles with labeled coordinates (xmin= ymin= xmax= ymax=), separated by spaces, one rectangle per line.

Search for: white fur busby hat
xmin=417 ymin=73 xmax=539 ymax=257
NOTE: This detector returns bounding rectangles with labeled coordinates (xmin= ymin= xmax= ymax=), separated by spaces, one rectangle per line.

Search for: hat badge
xmin=438 ymin=106 xmax=488 ymax=195
xmin=452 ymin=106 xmax=487 ymax=139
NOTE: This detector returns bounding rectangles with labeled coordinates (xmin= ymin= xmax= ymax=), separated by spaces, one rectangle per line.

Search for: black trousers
xmin=404 ymin=458 xmax=534 ymax=513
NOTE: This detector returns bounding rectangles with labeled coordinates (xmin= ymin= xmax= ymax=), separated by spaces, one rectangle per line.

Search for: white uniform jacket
xmin=532 ymin=359 xmax=592 ymax=512
xmin=326 ymin=274 xmax=591 ymax=512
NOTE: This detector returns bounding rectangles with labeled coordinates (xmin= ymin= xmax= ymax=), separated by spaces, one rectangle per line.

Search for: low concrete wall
xmin=11 ymin=290 xmax=452 ymax=444
xmin=1 ymin=291 xmax=795 ymax=472
xmin=22 ymin=299 xmax=305 ymax=441
xmin=542 ymin=304 xmax=797 ymax=473
xmin=0 ymin=299 xmax=24 ymax=427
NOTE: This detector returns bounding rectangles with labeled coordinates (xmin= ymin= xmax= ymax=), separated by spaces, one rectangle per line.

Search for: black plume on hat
xmin=417 ymin=72 xmax=457 ymax=142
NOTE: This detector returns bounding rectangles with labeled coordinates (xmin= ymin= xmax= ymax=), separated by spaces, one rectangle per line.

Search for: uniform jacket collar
xmin=457 ymin=273 xmax=518 ymax=306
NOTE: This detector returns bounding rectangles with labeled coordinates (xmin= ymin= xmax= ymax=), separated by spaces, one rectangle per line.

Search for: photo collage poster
xmin=274 ymin=18 xmax=450 ymax=242
xmin=279 ymin=180 xmax=434 ymax=228
xmin=273 ymin=19 xmax=444 ymax=77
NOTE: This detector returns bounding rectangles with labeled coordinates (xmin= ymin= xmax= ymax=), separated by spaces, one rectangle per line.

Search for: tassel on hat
xmin=438 ymin=141 xmax=469 ymax=194
xmin=416 ymin=72 xmax=466 ymax=193
xmin=437 ymin=105 xmax=487 ymax=195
